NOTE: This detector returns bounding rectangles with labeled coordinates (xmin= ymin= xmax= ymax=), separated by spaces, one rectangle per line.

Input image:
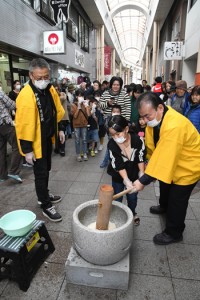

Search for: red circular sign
xmin=48 ymin=33 xmax=59 ymax=45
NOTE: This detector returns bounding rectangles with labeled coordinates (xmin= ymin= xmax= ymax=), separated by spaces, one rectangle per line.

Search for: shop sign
xmin=50 ymin=0 xmax=71 ymax=24
xmin=104 ymin=46 xmax=111 ymax=75
xmin=75 ymin=49 xmax=85 ymax=68
xmin=164 ymin=42 xmax=183 ymax=60
xmin=43 ymin=31 xmax=65 ymax=54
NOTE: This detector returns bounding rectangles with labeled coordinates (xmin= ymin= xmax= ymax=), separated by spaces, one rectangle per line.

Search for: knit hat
xmin=68 ymin=84 xmax=75 ymax=92
xmin=176 ymin=80 xmax=187 ymax=91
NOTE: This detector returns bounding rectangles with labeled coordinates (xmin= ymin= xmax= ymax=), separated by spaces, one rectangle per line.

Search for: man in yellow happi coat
xmin=133 ymin=92 xmax=200 ymax=245
xmin=15 ymin=58 xmax=65 ymax=222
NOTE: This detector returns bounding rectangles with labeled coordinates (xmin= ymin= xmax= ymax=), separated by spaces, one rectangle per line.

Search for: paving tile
xmin=53 ymin=171 xmax=80 ymax=181
xmin=137 ymin=186 xmax=157 ymax=200
xmin=57 ymin=194 xmax=95 ymax=211
xmin=100 ymin=172 xmax=112 ymax=183
xmin=67 ymin=181 xmax=99 ymax=195
xmin=130 ymin=240 xmax=170 ymax=277
xmin=0 ymin=189 xmax=35 ymax=206
xmin=189 ymin=201 xmax=200 ymax=220
xmin=0 ymin=280 xmax=8 ymax=296
xmin=1 ymin=263 xmax=64 ymax=300
xmin=117 ymin=274 xmax=175 ymax=300
xmin=137 ymin=199 xmax=159 ymax=216
xmin=82 ymin=163 xmax=105 ymax=173
xmin=57 ymin=281 xmax=117 ymax=300
xmin=48 ymin=180 xmax=73 ymax=194
xmin=43 ymin=208 xmax=73 ymax=233
xmin=167 ymin=244 xmax=200 ymax=280
xmin=75 ymin=172 xmax=103 ymax=183
xmin=183 ymin=219 xmax=200 ymax=244
xmin=47 ymin=231 xmax=72 ymax=264
xmin=132 ymin=216 xmax=162 ymax=241
xmin=172 ymin=278 xmax=200 ymax=300
xmin=185 ymin=204 xmax=196 ymax=220
xmin=25 ymin=203 xmax=73 ymax=233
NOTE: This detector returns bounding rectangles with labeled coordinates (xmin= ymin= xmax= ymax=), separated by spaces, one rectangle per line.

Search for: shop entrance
xmin=13 ymin=68 xmax=29 ymax=87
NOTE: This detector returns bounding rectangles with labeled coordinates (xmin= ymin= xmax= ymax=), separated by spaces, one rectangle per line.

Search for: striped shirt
xmin=99 ymin=89 xmax=131 ymax=121
xmin=0 ymin=92 xmax=15 ymax=125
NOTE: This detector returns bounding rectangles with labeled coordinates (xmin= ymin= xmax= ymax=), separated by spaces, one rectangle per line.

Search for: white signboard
xmin=164 ymin=42 xmax=183 ymax=60
xmin=75 ymin=49 xmax=85 ymax=68
xmin=43 ymin=31 xmax=65 ymax=54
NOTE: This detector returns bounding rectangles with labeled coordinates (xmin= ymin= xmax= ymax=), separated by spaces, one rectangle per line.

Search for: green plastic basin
xmin=0 ymin=210 xmax=36 ymax=237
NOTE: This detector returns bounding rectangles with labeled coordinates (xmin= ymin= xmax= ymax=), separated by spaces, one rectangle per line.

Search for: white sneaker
xmin=77 ymin=155 xmax=82 ymax=162
xmin=94 ymin=148 xmax=98 ymax=154
xmin=83 ymin=154 xmax=88 ymax=161
xmin=98 ymin=144 xmax=103 ymax=151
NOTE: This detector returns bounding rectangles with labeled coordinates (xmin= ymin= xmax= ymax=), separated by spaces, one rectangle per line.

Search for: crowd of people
xmin=0 ymin=57 xmax=200 ymax=245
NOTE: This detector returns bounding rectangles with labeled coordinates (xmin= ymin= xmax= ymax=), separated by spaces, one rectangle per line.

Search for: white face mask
xmin=114 ymin=136 xmax=126 ymax=144
xmin=112 ymin=112 xmax=120 ymax=116
xmin=15 ymin=84 xmax=21 ymax=90
xmin=34 ymin=80 xmax=50 ymax=90
xmin=147 ymin=111 xmax=161 ymax=127
xmin=147 ymin=118 xmax=161 ymax=127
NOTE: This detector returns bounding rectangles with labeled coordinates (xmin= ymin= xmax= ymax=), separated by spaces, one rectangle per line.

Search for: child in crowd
xmin=71 ymin=89 xmax=91 ymax=162
xmin=87 ymin=98 xmax=100 ymax=156
xmin=135 ymin=117 xmax=146 ymax=139
xmin=107 ymin=115 xmax=145 ymax=225
xmin=100 ymin=104 xmax=121 ymax=168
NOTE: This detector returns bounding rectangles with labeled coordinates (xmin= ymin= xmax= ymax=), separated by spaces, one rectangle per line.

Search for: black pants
xmin=33 ymin=138 xmax=52 ymax=209
xmin=0 ymin=124 xmax=21 ymax=179
xmin=159 ymin=181 xmax=197 ymax=238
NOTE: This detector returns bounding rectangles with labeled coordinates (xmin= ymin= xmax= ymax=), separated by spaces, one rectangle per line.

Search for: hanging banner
xmin=43 ymin=31 xmax=65 ymax=54
xmin=104 ymin=46 xmax=111 ymax=75
xmin=50 ymin=0 xmax=71 ymax=24
xmin=164 ymin=42 xmax=183 ymax=60
xmin=75 ymin=49 xmax=85 ymax=68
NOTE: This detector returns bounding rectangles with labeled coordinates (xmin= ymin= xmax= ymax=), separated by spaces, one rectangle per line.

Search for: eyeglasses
xmin=31 ymin=73 xmax=50 ymax=81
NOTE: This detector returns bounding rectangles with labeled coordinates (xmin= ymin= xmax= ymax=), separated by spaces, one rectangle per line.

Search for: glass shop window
xmin=0 ymin=53 xmax=11 ymax=94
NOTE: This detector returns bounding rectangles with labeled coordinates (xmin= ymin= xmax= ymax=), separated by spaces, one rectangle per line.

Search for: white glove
xmin=59 ymin=131 xmax=65 ymax=144
xmin=123 ymin=177 xmax=135 ymax=194
xmin=138 ymin=171 xmax=144 ymax=178
xmin=25 ymin=152 xmax=36 ymax=165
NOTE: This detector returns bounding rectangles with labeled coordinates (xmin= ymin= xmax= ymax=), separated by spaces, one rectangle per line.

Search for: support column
xmin=146 ymin=46 xmax=150 ymax=84
xmin=156 ymin=22 xmax=160 ymax=76
xmin=127 ymin=67 xmax=130 ymax=84
xmin=100 ymin=25 xmax=105 ymax=83
xmin=112 ymin=48 xmax=116 ymax=76
xmin=119 ymin=62 xmax=122 ymax=77
xmin=142 ymin=59 xmax=145 ymax=81
xmin=152 ymin=21 xmax=158 ymax=81
xmin=96 ymin=28 xmax=100 ymax=81
xmin=195 ymin=42 xmax=200 ymax=85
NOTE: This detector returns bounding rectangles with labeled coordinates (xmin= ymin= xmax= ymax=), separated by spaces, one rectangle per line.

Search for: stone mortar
xmin=72 ymin=200 xmax=133 ymax=265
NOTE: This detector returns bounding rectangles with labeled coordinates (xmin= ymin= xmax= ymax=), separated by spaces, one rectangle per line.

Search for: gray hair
xmin=29 ymin=58 xmax=50 ymax=72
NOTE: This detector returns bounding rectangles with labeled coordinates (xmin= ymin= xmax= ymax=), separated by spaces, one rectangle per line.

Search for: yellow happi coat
xmin=145 ymin=106 xmax=200 ymax=185
xmin=15 ymin=84 xmax=64 ymax=159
